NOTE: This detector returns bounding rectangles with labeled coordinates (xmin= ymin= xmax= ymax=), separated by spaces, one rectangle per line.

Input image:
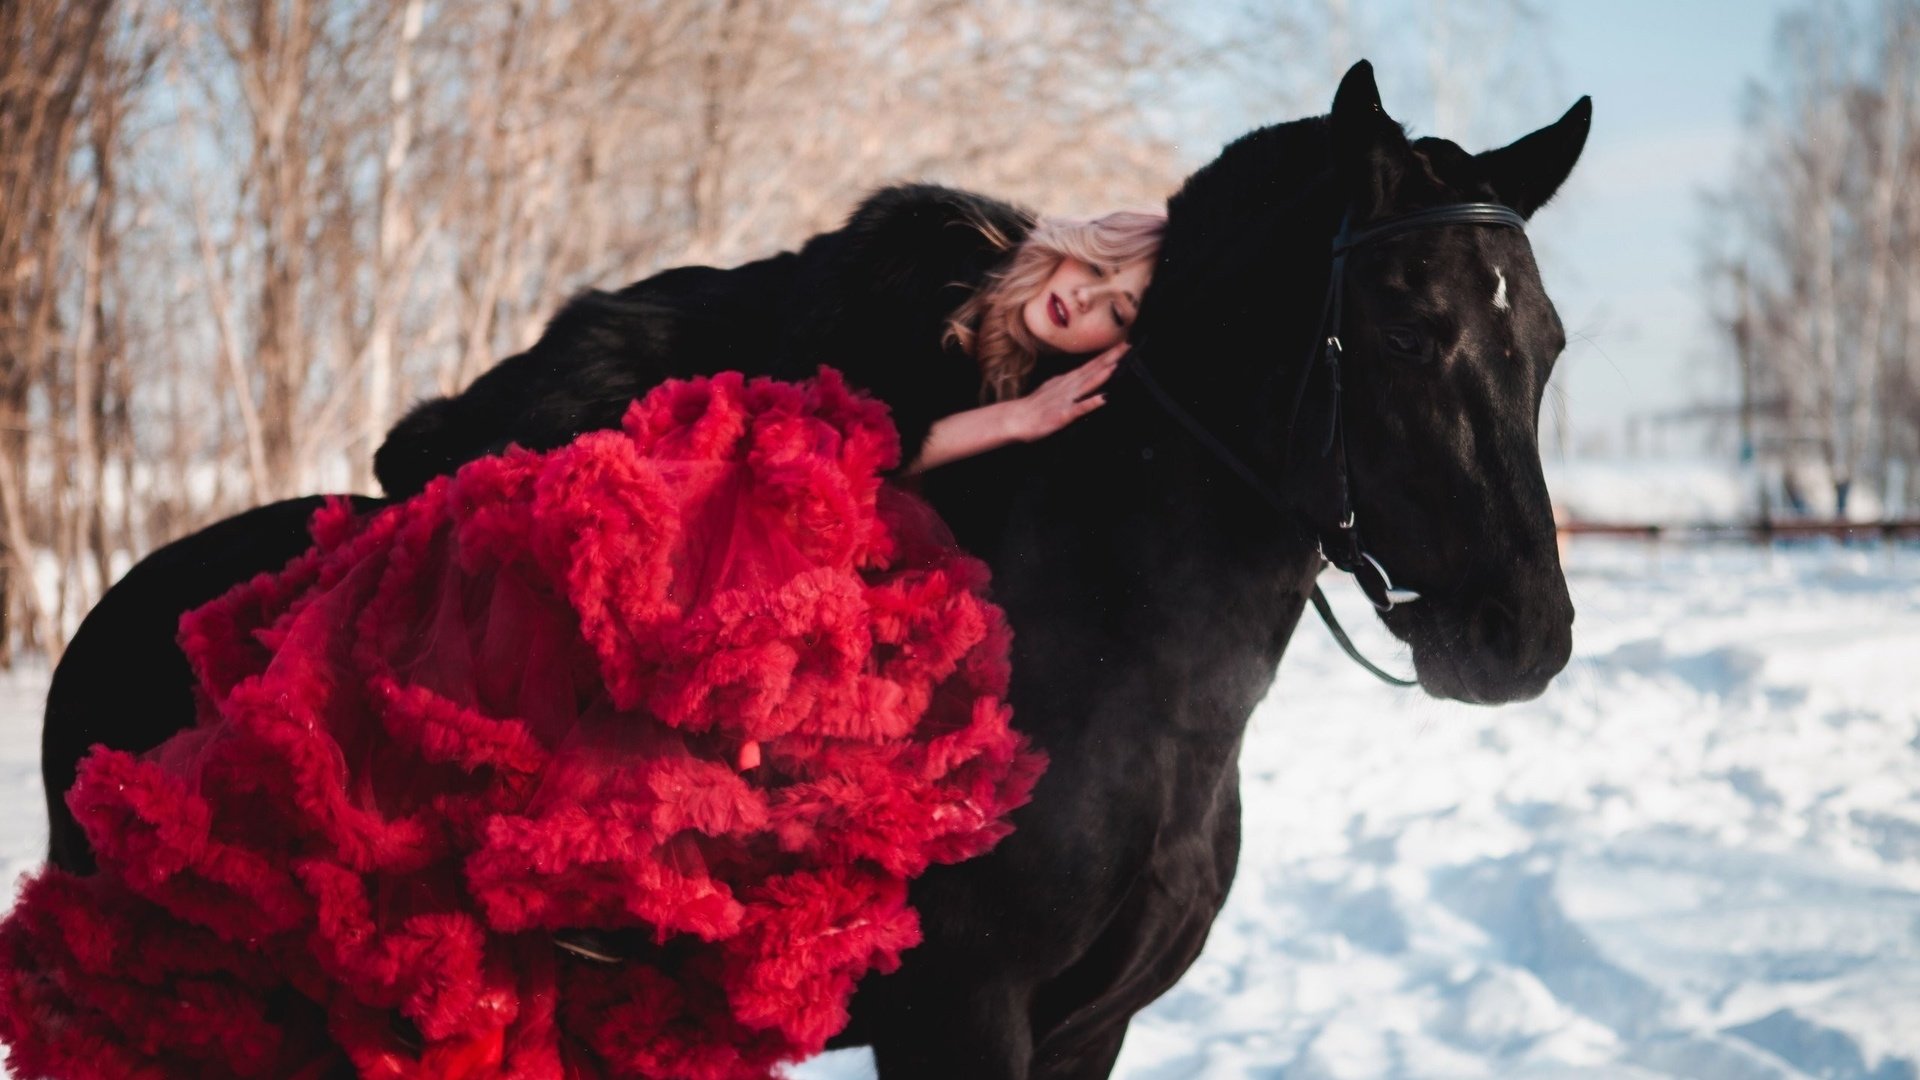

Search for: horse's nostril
xmin=1463 ymin=591 xmax=1573 ymax=690
xmin=1468 ymin=596 xmax=1522 ymax=666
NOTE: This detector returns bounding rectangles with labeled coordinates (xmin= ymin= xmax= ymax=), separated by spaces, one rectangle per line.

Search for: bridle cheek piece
xmin=1126 ymin=201 xmax=1528 ymax=685
xmin=1302 ymin=202 xmax=1528 ymax=611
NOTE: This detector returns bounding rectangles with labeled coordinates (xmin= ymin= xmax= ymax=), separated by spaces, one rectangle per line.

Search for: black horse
xmin=38 ymin=63 xmax=1585 ymax=1078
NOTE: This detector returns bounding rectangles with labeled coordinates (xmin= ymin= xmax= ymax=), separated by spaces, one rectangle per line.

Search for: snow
xmin=4 ymin=539 xmax=1918 ymax=1079
xmin=798 ymin=540 xmax=1920 ymax=1080
xmin=1544 ymin=457 xmax=1764 ymax=524
xmin=0 ymin=663 xmax=47 ymax=909
xmin=1540 ymin=456 xmax=1900 ymax=523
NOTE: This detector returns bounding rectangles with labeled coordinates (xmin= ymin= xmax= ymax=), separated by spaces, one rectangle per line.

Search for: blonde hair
xmin=947 ymin=209 xmax=1165 ymax=402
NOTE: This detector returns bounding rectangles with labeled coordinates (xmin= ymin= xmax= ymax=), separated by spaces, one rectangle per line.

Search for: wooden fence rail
xmin=1558 ymin=520 xmax=1920 ymax=541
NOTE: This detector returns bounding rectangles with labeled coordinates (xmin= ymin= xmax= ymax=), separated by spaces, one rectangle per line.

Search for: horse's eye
xmin=1383 ymin=327 xmax=1424 ymax=358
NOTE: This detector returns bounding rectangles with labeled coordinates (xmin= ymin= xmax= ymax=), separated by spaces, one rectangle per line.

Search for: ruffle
xmin=0 ymin=370 xmax=1043 ymax=1079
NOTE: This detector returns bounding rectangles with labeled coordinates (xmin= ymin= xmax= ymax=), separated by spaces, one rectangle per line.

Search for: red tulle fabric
xmin=0 ymin=371 xmax=1044 ymax=1079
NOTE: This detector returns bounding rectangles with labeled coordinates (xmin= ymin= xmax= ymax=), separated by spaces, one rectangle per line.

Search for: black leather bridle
xmin=1126 ymin=201 xmax=1528 ymax=686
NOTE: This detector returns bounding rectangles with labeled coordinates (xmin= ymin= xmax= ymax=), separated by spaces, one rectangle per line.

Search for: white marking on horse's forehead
xmin=1493 ymin=268 xmax=1510 ymax=313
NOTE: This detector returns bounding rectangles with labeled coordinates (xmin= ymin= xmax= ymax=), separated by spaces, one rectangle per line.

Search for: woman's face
xmin=1021 ymin=255 xmax=1153 ymax=355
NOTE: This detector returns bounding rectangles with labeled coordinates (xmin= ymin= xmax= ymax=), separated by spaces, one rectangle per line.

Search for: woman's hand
xmin=1012 ymin=343 xmax=1127 ymax=442
xmin=906 ymin=343 xmax=1128 ymax=474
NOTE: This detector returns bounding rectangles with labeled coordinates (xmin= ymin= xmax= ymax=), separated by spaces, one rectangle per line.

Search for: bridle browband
xmin=1125 ymin=200 xmax=1528 ymax=687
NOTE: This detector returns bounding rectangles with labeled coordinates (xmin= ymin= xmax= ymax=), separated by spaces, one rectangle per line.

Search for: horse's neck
xmin=943 ymin=178 xmax=1343 ymax=741
xmin=968 ymin=430 xmax=1324 ymax=746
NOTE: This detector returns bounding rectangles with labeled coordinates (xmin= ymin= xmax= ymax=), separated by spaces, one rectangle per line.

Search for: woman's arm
xmin=906 ymin=343 xmax=1127 ymax=474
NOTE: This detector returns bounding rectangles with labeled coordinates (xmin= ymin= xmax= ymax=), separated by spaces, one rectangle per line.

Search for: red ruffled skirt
xmin=0 ymin=371 xmax=1044 ymax=1079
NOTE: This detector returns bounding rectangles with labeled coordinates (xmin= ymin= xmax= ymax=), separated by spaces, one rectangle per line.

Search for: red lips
xmin=1049 ymin=293 xmax=1069 ymax=328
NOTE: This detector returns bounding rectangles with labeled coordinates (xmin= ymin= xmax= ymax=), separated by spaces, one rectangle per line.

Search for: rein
xmin=1126 ymin=200 xmax=1528 ymax=688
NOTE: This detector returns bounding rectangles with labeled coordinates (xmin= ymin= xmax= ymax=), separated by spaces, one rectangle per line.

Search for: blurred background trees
xmin=1707 ymin=0 xmax=1920 ymax=516
xmin=0 ymin=0 xmax=1547 ymax=661
xmin=0 ymin=0 xmax=1185 ymax=661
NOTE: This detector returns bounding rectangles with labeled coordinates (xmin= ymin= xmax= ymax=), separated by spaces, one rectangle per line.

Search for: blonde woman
xmin=913 ymin=208 xmax=1162 ymax=473
xmin=375 ymin=186 xmax=1165 ymax=496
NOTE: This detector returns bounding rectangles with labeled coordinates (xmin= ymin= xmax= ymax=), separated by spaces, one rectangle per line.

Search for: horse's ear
xmin=1475 ymin=97 xmax=1592 ymax=219
xmin=1329 ymin=60 xmax=1415 ymax=221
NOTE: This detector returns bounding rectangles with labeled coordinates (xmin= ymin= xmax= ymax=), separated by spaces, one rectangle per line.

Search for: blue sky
xmin=1528 ymin=0 xmax=1802 ymax=452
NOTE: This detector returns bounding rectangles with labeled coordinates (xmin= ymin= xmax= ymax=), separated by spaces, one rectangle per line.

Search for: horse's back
xmin=42 ymin=495 xmax=384 ymax=871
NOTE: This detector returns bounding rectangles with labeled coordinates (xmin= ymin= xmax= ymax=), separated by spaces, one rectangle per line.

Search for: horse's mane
xmin=1144 ymin=117 xmax=1335 ymax=330
xmin=1131 ymin=115 xmax=1494 ymax=409
xmin=1165 ymin=116 xmax=1335 ymax=242
xmin=1117 ymin=117 xmax=1337 ymax=426
xmin=1161 ymin=118 xmax=1496 ymax=264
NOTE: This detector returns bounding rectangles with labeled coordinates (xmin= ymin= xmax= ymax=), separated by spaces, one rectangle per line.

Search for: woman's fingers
xmin=1023 ymin=346 xmax=1127 ymax=440
xmin=1027 ymin=385 xmax=1107 ymax=439
xmin=1073 ymin=346 xmax=1126 ymax=399
xmin=1089 ymin=343 xmax=1128 ymax=375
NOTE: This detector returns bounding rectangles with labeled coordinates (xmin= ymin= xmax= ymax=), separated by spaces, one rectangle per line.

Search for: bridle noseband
xmin=1125 ymin=200 xmax=1528 ymax=685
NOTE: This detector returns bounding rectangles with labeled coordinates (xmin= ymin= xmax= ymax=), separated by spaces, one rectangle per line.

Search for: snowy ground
xmin=5 ymin=539 xmax=1918 ymax=1079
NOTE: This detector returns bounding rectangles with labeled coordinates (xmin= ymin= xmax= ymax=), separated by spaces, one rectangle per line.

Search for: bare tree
xmin=0 ymin=0 xmax=119 ymax=661
xmin=3 ymin=0 xmax=1563 ymax=662
xmin=1199 ymin=0 xmax=1554 ymax=149
xmin=1710 ymin=0 xmax=1920 ymax=515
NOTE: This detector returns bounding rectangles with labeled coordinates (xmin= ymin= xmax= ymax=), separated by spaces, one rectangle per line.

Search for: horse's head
xmin=1144 ymin=61 xmax=1586 ymax=704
